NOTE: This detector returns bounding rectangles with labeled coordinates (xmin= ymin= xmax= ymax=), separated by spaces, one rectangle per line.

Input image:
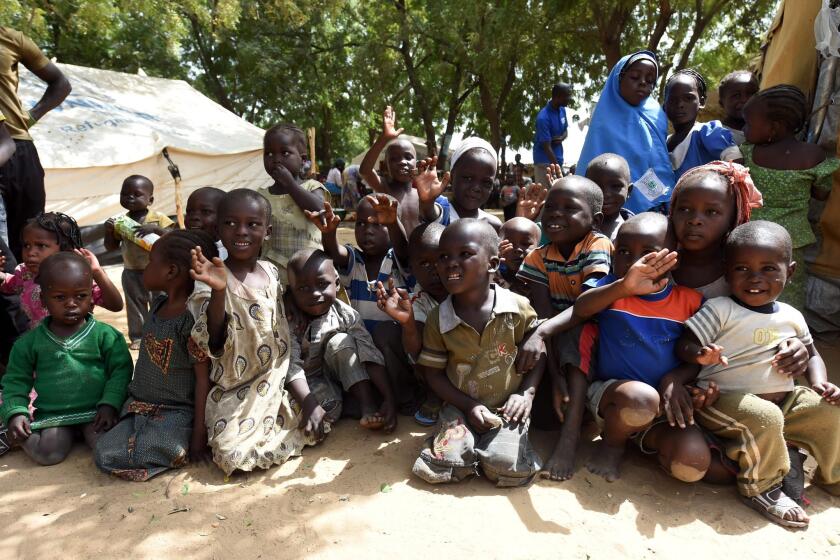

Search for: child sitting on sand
xmin=94 ymin=230 xmax=216 ymax=481
xmin=286 ymin=248 xmax=396 ymax=433
xmin=187 ymin=189 xmax=326 ymax=475
xmin=412 ymin=219 xmax=543 ymax=486
xmin=679 ymin=221 xmax=840 ymax=530
xmin=0 ymin=252 xmax=132 ymax=464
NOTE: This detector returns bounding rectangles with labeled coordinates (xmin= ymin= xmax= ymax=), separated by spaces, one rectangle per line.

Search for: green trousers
xmin=697 ymin=386 xmax=840 ymax=497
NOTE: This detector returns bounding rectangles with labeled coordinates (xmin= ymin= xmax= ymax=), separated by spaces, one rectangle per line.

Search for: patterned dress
xmin=94 ymin=296 xmax=208 ymax=481
xmin=187 ymin=260 xmax=312 ymax=475
xmin=741 ymin=144 xmax=840 ymax=310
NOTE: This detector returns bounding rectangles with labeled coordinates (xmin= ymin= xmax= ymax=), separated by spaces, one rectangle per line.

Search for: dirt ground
xmin=2 ymin=237 xmax=840 ymax=559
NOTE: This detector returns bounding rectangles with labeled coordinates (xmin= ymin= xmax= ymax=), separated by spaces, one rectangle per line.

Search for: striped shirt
xmin=517 ymin=231 xmax=612 ymax=313
xmin=339 ymin=245 xmax=414 ymax=332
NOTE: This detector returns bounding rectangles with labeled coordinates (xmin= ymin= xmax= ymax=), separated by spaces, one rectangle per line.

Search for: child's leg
xmin=640 ymin=423 xmax=711 ymax=483
xmin=696 ymin=391 xmax=808 ymax=527
xmin=122 ymin=269 xmax=148 ymax=344
xmin=321 ymin=332 xmax=382 ymax=429
xmin=20 ymin=426 xmax=75 ymax=465
xmin=476 ymin=416 xmax=542 ymax=487
xmin=412 ymin=404 xmax=478 ymax=484
xmin=780 ymin=386 xmax=840 ymax=496
xmin=544 ymin=365 xmax=587 ymax=481
xmin=372 ymin=320 xmax=419 ymax=414
xmin=586 ymin=380 xmax=659 ymax=482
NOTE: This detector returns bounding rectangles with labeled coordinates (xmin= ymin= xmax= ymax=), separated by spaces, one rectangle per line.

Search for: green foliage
xmin=0 ymin=0 xmax=778 ymax=165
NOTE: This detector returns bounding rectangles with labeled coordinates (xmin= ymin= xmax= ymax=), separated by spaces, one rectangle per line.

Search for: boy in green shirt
xmin=0 ymin=252 xmax=132 ymax=464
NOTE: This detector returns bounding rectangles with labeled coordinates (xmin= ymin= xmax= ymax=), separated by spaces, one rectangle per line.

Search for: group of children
xmin=0 ymin=49 xmax=838 ymax=531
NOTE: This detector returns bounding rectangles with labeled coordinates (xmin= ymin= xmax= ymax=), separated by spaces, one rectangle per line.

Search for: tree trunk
xmin=594 ymin=1 xmax=634 ymax=68
xmin=439 ymin=65 xmax=477 ymax=168
xmin=185 ymin=13 xmax=236 ymax=113
xmin=676 ymin=0 xmax=731 ymax=70
xmin=316 ymin=104 xmax=333 ymax=169
xmin=647 ymin=0 xmax=673 ymax=52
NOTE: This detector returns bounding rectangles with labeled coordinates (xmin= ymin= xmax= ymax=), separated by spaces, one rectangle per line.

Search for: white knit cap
xmin=450 ymin=137 xmax=497 ymax=170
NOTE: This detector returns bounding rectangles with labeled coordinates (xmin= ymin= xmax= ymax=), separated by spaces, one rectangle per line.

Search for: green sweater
xmin=0 ymin=316 xmax=133 ymax=427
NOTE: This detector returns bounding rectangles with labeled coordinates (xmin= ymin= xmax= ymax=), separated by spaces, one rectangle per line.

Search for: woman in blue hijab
xmin=577 ymin=51 xmax=675 ymax=213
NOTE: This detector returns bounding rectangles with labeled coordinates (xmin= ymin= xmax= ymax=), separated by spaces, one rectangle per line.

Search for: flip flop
xmin=414 ymin=410 xmax=437 ymax=427
xmin=740 ymin=486 xmax=808 ymax=529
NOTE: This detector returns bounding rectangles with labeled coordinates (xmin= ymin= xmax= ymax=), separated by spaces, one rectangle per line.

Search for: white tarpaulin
xmin=18 ymin=63 xmax=271 ymax=225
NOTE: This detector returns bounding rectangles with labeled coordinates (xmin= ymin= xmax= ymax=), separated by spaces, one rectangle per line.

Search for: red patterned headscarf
xmin=670 ymin=161 xmax=763 ymax=227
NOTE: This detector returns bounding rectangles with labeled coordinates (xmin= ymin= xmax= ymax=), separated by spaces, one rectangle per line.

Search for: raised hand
xmin=75 ymin=248 xmax=103 ymax=273
xmin=620 ymin=249 xmax=678 ymax=296
xmin=190 ymin=245 xmax=227 ymax=291
xmin=375 ymin=279 xmax=414 ymax=325
xmin=382 ymin=105 xmax=404 ymax=141
xmin=546 ymin=163 xmax=564 ymax=184
xmin=696 ymin=344 xmax=729 ymax=366
xmin=304 ymin=201 xmax=341 ymax=233
xmin=515 ymin=182 xmax=548 ymax=221
xmin=413 ymin=156 xmax=450 ymax=203
xmin=365 ymin=193 xmax=398 ymax=226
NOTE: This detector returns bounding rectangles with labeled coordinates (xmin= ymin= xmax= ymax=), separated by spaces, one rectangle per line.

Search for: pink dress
xmin=1 ymin=264 xmax=105 ymax=330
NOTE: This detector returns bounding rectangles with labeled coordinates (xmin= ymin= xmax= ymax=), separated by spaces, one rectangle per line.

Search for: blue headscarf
xmin=577 ymin=51 xmax=675 ymax=213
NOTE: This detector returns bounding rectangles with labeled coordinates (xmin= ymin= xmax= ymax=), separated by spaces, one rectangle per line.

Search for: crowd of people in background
xmin=2 ymin=23 xmax=840 ymax=533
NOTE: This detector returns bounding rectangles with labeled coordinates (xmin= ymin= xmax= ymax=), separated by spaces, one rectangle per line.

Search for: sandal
xmin=0 ymin=422 xmax=11 ymax=457
xmin=781 ymin=446 xmax=807 ymax=506
xmin=414 ymin=409 xmax=438 ymax=427
xmin=740 ymin=485 xmax=809 ymax=529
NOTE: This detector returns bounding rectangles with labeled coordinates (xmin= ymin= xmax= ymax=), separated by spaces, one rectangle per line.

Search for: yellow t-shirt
xmin=258 ymin=180 xmax=327 ymax=284
xmin=0 ymin=27 xmax=50 ymax=141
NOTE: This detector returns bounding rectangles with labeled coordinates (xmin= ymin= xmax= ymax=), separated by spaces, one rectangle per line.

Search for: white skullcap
xmin=450 ymin=137 xmax=497 ymax=170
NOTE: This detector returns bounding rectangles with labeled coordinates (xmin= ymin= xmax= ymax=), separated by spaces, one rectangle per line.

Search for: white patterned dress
xmin=188 ymin=260 xmax=312 ymax=475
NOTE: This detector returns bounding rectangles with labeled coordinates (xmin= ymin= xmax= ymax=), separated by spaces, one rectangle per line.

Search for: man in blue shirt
xmin=533 ymin=83 xmax=571 ymax=186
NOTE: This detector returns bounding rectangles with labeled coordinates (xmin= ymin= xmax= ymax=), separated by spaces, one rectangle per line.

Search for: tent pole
xmin=162 ymin=148 xmax=184 ymax=228
xmin=307 ymin=127 xmax=319 ymax=178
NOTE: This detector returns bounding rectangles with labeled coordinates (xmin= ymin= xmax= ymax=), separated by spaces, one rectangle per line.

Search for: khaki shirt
xmin=417 ymin=285 xmax=538 ymax=409
xmin=0 ymin=27 xmax=50 ymax=140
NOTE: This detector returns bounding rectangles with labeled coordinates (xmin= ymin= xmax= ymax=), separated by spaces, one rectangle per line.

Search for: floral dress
xmin=187 ymin=260 xmax=313 ymax=475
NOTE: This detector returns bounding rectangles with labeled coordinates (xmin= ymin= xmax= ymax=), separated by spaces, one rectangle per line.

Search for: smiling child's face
xmin=586 ymin=162 xmax=630 ymax=219
xmin=436 ymin=222 xmax=498 ymax=296
xmin=541 ymin=185 xmax=598 ymax=249
xmin=218 ymin=196 xmax=271 ymax=263
xmin=385 ymin=140 xmax=416 ymax=184
xmin=725 ymin=242 xmax=793 ymax=307
xmin=185 ymin=190 xmax=223 ymax=237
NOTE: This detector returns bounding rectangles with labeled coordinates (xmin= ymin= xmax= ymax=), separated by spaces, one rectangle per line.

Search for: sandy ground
xmin=3 ymin=230 xmax=840 ymax=559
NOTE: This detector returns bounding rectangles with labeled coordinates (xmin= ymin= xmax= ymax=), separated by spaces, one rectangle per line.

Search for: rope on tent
xmin=162 ymin=148 xmax=184 ymax=228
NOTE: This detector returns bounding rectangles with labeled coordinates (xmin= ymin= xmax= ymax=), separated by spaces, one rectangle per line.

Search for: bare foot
xmin=586 ymin=440 xmax=625 ymax=482
xmin=360 ymin=412 xmax=385 ymax=430
xmin=541 ymin=439 xmax=577 ymax=481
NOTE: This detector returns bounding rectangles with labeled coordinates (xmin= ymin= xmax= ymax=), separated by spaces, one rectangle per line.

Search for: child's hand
xmin=375 ymin=279 xmax=414 ymax=325
xmin=190 ymin=246 xmax=227 ymax=291
xmin=379 ymin=398 xmax=397 ymax=434
xmin=499 ymin=239 xmax=516 ymax=265
xmin=365 ymin=193 xmax=398 ymax=226
xmin=515 ymin=183 xmax=548 ymax=221
xmin=74 ymin=248 xmax=102 ymax=273
xmin=696 ymin=344 xmax=729 ymax=366
xmin=658 ymin=374 xmax=694 ymax=428
xmin=515 ymin=330 xmax=545 ymax=374
xmin=268 ymin=161 xmax=298 ymax=189
xmin=467 ymin=404 xmax=502 ymax=433
xmin=813 ymin=381 xmax=840 ymax=405
xmin=546 ymin=162 xmax=564 ymax=185
xmin=189 ymin=429 xmax=211 ymax=463
xmin=300 ymin=400 xmax=327 ymax=442
xmin=304 ymin=201 xmax=341 ymax=234
xmin=773 ymin=338 xmax=809 ymax=377
xmin=104 ymin=218 xmax=118 ymax=240
xmin=689 ymin=381 xmax=719 ymax=410
xmin=8 ymin=414 xmax=31 ymax=442
xmin=413 ymin=156 xmax=450 ymax=204
xmin=133 ymin=223 xmax=162 ymax=237
xmin=620 ymin=248 xmax=678 ymax=296
xmin=500 ymin=390 xmax=534 ymax=424
xmin=92 ymin=404 xmax=118 ymax=433
xmin=382 ymin=105 xmax=404 ymax=141
xmin=0 ymin=253 xmax=6 ymax=270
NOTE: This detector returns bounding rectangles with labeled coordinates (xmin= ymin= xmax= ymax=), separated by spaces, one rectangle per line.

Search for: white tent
xmin=18 ymin=63 xmax=271 ymax=226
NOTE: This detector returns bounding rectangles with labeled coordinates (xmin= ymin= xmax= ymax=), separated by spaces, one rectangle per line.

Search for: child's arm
xmin=658 ymin=362 xmax=702 ymax=428
xmin=94 ymin=328 xmax=134 ymax=433
xmin=76 ymin=248 xmax=124 ymax=312
xmin=0 ymin=122 xmax=15 ymax=168
xmin=269 ymin=164 xmax=325 ymax=214
xmin=574 ymin=249 xmax=677 ymax=320
xmin=804 ymin=342 xmax=840 ymax=405
xmin=515 ymin=306 xmax=583 ymax=374
xmin=359 ymin=106 xmax=403 ymax=194
xmin=375 ymin=280 xmax=422 ymax=358
xmin=189 ymin=246 xmax=229 ymax=354
xmin=190 ymin=360 xmax=211 ymax=462
xmin=103 ymin=218 xmax=121 ymax=251
xmin=0 ymin=337 xmax=37 ymax=441
xmin=500 ymin=344 xmax=546 ymax=424
xmin=675 ymin=330 xmax=728 ymax=367
xmin=414 ymin=156 xmax=450 ymax=223
xmin=366 ymin=193 xmax=408 ymax=261
xmin=286 ymin=377 xmax=328 ymax=441
xmin=304 ymin=201 xmax=350 ymax=270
